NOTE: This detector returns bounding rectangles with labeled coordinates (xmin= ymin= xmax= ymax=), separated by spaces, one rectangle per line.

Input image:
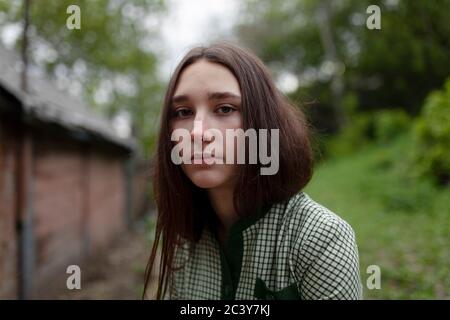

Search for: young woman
xmin=144 ymin=42 xmax=362 ymax=300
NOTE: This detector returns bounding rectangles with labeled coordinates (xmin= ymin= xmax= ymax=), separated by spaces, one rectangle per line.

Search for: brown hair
xmin=143 ymin=41 xmax=313 ymax=299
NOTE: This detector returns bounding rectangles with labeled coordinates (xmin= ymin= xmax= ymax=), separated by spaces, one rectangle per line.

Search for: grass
xmin=305 ymin=134 xmax=450 ymax=299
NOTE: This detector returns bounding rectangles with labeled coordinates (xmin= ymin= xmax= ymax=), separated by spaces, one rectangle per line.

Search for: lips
xmin=190 ymin=152 xmax=222 ymax=163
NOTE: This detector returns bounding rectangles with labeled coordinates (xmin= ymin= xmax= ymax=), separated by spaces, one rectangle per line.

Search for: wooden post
xmin=124 ymin=152 xmax=134 ymax=229
xmin=80 ymin=145 xmax=91 ymax=257
xmin=16 ymin=130 xmax=35 ymax=299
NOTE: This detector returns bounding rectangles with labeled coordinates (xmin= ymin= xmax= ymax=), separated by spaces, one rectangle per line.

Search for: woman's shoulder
xmin=280 ymin=192 xmax=362 ymax=300
xmin=279 ymin=191 xmax=356 ymax=245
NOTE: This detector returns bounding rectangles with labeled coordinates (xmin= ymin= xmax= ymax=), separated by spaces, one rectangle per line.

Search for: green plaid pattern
xmin=168 ymin=192 xmax=363 ymax=300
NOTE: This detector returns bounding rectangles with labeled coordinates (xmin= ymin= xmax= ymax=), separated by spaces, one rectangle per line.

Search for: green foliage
xmin=237 ymin=0 xmax=450 ymax=132
xmin=0 ymin=0 xmax=166 ymax=157
xmin=342 ymin=92 xmax=358 ymax=115
xmin=325 ymin=108 xmax=412 ymax=158
xmin=305 ymin=134 xmax=450 ymax=299
xmin=373 ymin=109 xmax=411 ymax=143
xmin=380 ymin=178 xmax=434 ymax=214
xmin=413 ymin=78 xmax=450 ymax=185
xmin=326 ymin=112 xmax=373 ymax=157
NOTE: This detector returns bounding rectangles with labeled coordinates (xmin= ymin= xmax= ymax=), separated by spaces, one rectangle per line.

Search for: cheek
xmin=230 ymin=112 xmax=243 ymax=129
xmin=217 ymin=114 xmax=243 ymax=159
xmin=170 ymin=120 xmax=192 ymax=153
xmin=214 ymin=111 xmax=243 ymax=130
xmin=170 ymin=120 xmax=190 ymax=133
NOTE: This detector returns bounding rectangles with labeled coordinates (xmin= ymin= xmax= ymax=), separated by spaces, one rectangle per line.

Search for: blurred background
xmin=0 ymin=0 xmax=448 ymax=299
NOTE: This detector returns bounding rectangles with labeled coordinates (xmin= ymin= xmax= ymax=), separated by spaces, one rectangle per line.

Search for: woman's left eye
xmin=216 ymin=105 xmax=236 ymax=114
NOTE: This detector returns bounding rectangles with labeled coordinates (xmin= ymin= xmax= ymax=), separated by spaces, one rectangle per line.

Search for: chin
xmin=185 ymin=167 xmax=229 ymax=189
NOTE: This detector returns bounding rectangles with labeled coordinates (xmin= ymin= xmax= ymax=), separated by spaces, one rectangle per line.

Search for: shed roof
xmin=0 ymin=44 xmax=136 ymax=151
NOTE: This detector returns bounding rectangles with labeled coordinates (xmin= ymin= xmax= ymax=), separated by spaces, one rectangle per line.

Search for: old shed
xmin=0 ymin=44 xmax=149 ymax=299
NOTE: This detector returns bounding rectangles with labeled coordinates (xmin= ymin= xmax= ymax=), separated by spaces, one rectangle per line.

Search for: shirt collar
xmin=206 ymin=202 xmax=273 ymax=238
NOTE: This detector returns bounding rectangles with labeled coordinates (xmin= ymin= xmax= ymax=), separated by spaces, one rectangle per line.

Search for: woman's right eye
xmin=174 ymin=108 xmax=193 ymax=118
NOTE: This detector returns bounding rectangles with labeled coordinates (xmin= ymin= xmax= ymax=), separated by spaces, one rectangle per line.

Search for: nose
xmin=190 ymin=119 xmax=205 ymax=141
xmin=190 ymin=113 xmax=212 ymax=143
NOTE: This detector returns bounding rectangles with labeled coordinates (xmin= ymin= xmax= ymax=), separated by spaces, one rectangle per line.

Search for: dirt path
xmin=56 ymin=217 xmax=155 ymax=300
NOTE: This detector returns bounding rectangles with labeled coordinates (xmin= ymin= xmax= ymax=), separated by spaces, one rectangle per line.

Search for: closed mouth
xmin=190 ymin=153 xmax=222 ymax=162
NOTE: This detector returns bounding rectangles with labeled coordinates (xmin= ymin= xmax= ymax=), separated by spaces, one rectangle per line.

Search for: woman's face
xmin=170 ymin=59 xmax=243 ymax=189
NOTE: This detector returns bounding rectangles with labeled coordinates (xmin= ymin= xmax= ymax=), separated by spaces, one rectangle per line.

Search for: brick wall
xmin=0 ymin=120 xmax=19 ymax=299
xmin=32 ymin=133 xmax=127 ymax=296
xmin=86 ymin=151 xmax=126 ymax=252
xmin=0 ymin=121 xmax=149 ymax=299
xmin=32 ymin=135 xmax=86 ymax=294
xmin=131 ymin=160 xmax=151 ymax=221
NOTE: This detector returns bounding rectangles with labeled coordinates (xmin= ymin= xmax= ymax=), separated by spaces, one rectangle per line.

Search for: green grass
xmin=305 ymin=134 xmax=450 ymax=299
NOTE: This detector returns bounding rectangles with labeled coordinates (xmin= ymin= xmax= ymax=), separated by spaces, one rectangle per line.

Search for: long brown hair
xmin=143 ymin=41 xmax=313 ymax=299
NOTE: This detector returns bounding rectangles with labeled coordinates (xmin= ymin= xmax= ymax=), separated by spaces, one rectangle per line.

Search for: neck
xmin=207 ymin=182 xmax=238 ymax=235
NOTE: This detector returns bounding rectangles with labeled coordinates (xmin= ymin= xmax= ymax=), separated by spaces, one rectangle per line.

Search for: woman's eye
xmin=174 ymin=108 xmax=192 ymax=118
xmin=216 ymin=105 xmax=236 ymax=114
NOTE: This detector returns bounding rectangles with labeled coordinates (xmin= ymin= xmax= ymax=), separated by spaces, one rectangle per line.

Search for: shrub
xmin=326 ymin=112 xmax=373 ymax=157
xmin=413 ymin=78 xmax=450 ymax=185
xmin=373 ymin=109 xmax=411 ymax=143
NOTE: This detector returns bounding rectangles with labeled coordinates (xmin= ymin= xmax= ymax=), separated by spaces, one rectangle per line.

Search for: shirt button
xmin=224 ymin=285 xmax=232 ymax=296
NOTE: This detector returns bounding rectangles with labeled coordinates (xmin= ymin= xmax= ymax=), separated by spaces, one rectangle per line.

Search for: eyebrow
xmin=171 ymin=91 xmax=241 ymax=105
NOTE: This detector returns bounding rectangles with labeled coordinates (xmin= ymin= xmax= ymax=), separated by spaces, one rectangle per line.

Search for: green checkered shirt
xmin=168 ymin=192 xmax=363 ymax=300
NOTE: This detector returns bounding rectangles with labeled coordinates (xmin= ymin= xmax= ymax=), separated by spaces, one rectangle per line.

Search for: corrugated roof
xmin=0 ymin=44 xmax=136 ymax=151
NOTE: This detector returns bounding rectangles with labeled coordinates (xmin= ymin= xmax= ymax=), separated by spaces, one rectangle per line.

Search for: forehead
xmin=174 ymin=60 xmax=241 ymax=97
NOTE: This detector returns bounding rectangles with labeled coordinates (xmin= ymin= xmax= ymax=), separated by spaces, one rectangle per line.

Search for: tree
xmin=0 ymin=0 xmax=166 ymax=156
xmin=235 ymin=0 xmax=450 ymax=135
